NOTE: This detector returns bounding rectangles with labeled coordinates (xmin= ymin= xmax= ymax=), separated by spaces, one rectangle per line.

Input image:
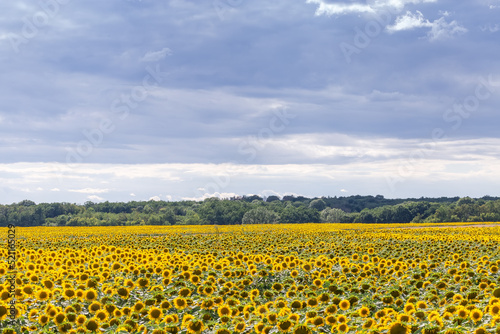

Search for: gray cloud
xmin=0 ymin=0 xmax=498 ymax=202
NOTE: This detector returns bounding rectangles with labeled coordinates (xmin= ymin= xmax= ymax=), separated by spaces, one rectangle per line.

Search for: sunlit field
xmin=1 ymin=223 xmax=500 ymax=333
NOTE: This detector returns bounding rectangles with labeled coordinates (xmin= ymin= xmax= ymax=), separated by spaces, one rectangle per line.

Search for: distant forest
xmin=1 ymin=195 xmax=500 ymax=227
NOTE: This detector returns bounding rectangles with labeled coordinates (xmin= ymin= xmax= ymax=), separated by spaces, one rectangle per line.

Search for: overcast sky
xmin=0 ymin=0 xmax=499 ymax=204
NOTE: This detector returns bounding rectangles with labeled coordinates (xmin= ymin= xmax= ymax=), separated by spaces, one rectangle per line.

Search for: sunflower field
xmin=1 ymin=223 xmax=500 ymax=334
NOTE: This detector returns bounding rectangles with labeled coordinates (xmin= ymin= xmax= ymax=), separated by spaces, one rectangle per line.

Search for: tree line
xmin=0 ymin=195 xmax=499 ymax=227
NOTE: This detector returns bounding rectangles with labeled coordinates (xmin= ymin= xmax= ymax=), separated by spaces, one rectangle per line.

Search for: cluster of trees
xmin=0 ymin=195 xmax=499 ymax=227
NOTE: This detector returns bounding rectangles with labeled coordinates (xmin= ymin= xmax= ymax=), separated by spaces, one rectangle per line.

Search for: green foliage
xmin=308 ymin=198 xmax=327 ymax=211
xmin=320 ymin=208 xmax=347 ymax=223
xmin=279 ymin=204 xmax=319 ymax=224
xmin=242 ymin=207 xmax=279 ymax=224
xmin=1 ymin=196 xmax=500 ymax=227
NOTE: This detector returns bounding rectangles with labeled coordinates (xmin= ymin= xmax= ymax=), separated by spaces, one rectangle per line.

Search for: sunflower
xmin=124 ymin=319 xmax=138 ymax=331
xmin=162 ymin=314 xmax=176 ymax=324
xmin=173 ymin=297 xmax=188 ymax=310
xmin=234 ymin=321 xmax=246 ymax=333
xmin=469 ymin=308 xmax=483 ymax=323
xmin=362 ymin=318 xmax=375 ymax=329
xmin=427 ymin=311 xmax=440 ymax=322
xmin=305 ymin=310 xmax=317 ymax=319
xmin=254 ymin=322 xmax=266 ymax=333
xmin=216 ymin=329 xmax=232 ymax=334
xmin=90 ymin=309 xmax=105 ymax=322
xmin=473 ymin=328 xmax=487 ymax=334
xmin=311 ymin=316 xmax=324 ymax=327
xmin=36 ymin=289 xmax=50 ymax=301
xmin=57 ymin=323 xmax=72 ymax=333
xmin=85 ymin=318 xmax=100 ymax=332
xmin=76 ymin=314 xmax=87 ymax=326
xmin=63 ymin=288 xmax=76 ymax=299
xmin=38 ymin=314 xmax=50 ymax=326
xmin=313 ymin=279 xmax=323 ymax=288
xmin=186 ymin=320 xmax=205 ymax=334
xmin=292 ymin=325 xmax=312 ymax=334
xmin=398 ymin=314 xmax=412 ymax=323
xmin=388 ymin=322 xmax=408 ymax=334
xmin=88 ymin=302 xmax=101 ymax=314
xmin=456 ymin=307 xmax=468 ymax=319
xmin=29 ymin=274 xmax=40 ymax=283
xmin=48 ymin=308 xmax=58 ymax=318
xmin=116 ymin=287 xmax=129 ymax=299
xmin=302 ymin=264 xmax=312 ymax=271
xmin=324 ymin=304 xmax=337 ymax=314
xmin=84 ymin=289 xmax=98 ymax=302
xmin=337 ymin=314 xmax=348 ymax=323
xmin=263 ymin=325 xmax=274 ymax=334
xmin=403 ymin=303 xmax=415 ymax=314
xmin=267 ymin=312 xmax=278 ymax=324
xmin=290 ymin=300 xmax=303 ymax=310
xmin=288 ymin=313 xmax=300 ymax=323
xmin=148 ymin=307 xmax=163 ymax=322
xmin=0 ymin=291 xmax=10 ymax=301
xmin=67 ymin=313 xmax=77 ymax=323
xmin=490 ymin=303 xmax=500 ymax=317
xmin=276 ymin=319 xmax=293 ymax=332
xmin=133 ymin=301 xmax=145 ymax=313
xmin=275 ymin=300 xmax=287 ymax=309
xmin=339 ymin=299 xmax=350 ymax=311
xmin=358 ymin=306 xmax=370 ymax=317
xmin=54 ymin=312 xmax=66 ymax=325
xmin=179 ymin=287 xmax=192 ymax=297
xmin=22 ymin=285 xmax=34 ymax=296
xmin=307 ymin=298 xmax=318 ymax=307
xmin=416 ymin=301 xmax=427 ymax=309
xmin=256 ymin=305 xmax=269 ymax=316
xmin=337 ymin=323 xmax=349 ymax=332
xmin=217 ymin=305 xmax=231 ymax=318
xmin=28 ymin=309 xmax=38 ymax=320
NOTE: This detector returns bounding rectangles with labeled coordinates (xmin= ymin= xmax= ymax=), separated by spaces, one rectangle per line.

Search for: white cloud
xmin=242 ymin=190 xmax=307 ymax=201
xmin=50 ymin=188 xmax=60 ymax=192
xmin=427 ymin=17 xmax=468 ymax=40
xmin=130 ymin=193 xmax=136 ymax=197
xmin=387 ymin=11 xmax=467 ymax=40
xmin=1 ymin=151 xmax=500 ymax=203
xmin=308 ymin=1 xmax=466 ymax=42
xmin=306 ymin=1 xmax=374 ymax=16
xmin=140 ymin=48 xmax=173 ymax=62
xmin=340 ymin=189 xmax=348 ymax=193
xmin=307 ymin=0 xmax=437 ymax=16
xmin=182 ymin=192 xmax=240 ymax=202
xmin=387 ymin=10 xmax=432 ymax=32
xmin=480 ymin=23 xmax=500 ymax=32
xmin=260 ymin=189 xmax=283 ymax=199
xmin=69 ymin=188 xmax=109 ymax=194
xmin=149 ymin=196 xmax=161 ymax=201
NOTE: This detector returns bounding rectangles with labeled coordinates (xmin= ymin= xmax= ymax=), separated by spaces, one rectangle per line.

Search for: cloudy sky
xmin=0 ymin=0 xmax=499 ymax=204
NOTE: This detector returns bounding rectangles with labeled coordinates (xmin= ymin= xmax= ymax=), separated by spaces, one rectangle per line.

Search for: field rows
xmin=1 ymin=223 xmax=500 ymax=333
